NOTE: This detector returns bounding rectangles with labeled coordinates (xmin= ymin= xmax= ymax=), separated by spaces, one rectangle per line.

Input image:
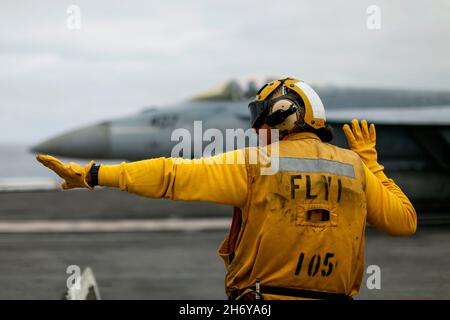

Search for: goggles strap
xmin=265 ymin=104 xmax=297 ymax=127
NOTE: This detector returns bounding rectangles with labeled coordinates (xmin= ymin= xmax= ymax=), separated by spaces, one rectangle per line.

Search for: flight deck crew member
xmin=36 ymin=77 xmax=417 ymax=300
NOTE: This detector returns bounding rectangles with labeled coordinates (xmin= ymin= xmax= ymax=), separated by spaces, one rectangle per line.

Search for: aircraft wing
xmin=325 ymin=105 xmax=450 ymax=126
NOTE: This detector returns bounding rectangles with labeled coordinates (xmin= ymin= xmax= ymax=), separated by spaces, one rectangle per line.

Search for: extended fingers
xmin=36 ymin=155 xmax=68 ymax=177
xmin=350 ymin=119 xmax=363 ymax=140
xmin=361 ymin=120 xmax=370 ymax=140
xmin=36 ymin=155 xmax=64 ymax=168
xmin=342 ymin=124 xmax=356 ymax=144
xmin=369 ymin=123 xmax=376 ymax=142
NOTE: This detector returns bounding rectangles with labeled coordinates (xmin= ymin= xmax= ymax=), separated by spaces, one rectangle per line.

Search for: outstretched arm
xmin=36 ymin=150 xmax=248 ymax=208
xmin=343 ymin=119 xmax=417 ymax=236
xmin=99 ymin=151 xmax=248 ymax=207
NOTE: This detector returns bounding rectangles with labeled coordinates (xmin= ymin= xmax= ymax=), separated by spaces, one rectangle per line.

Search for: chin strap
xmin=265 ymin=104 xmax=297 ymax=127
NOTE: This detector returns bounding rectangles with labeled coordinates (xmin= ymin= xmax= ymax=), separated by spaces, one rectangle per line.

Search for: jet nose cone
xmin=31 ymin=122 xmax=111 ymax=158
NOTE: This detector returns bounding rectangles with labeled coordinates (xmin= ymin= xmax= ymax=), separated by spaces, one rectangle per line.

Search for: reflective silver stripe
xmin=278 ymin=157 xmax=355 ymax=178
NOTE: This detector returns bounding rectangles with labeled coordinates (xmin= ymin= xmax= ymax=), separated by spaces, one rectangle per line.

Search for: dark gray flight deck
xmin=0 ymin=189 xmax=449 ymax=299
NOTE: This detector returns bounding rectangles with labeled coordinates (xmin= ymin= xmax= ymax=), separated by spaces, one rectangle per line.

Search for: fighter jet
xmin=31 ymin=80 xmax=450 ymax=209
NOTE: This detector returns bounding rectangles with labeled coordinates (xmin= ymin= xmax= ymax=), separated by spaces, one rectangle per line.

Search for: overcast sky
xmin=1 ymin=0 xmax=449 ymax=144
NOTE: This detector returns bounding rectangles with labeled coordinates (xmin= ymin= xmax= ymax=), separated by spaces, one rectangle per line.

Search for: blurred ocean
xmin=1 ymin=144 xmax=55 ymax=179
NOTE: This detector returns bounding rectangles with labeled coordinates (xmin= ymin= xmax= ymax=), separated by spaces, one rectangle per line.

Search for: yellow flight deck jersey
xmin=98 ymin=132 xmax=417 ymax=299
